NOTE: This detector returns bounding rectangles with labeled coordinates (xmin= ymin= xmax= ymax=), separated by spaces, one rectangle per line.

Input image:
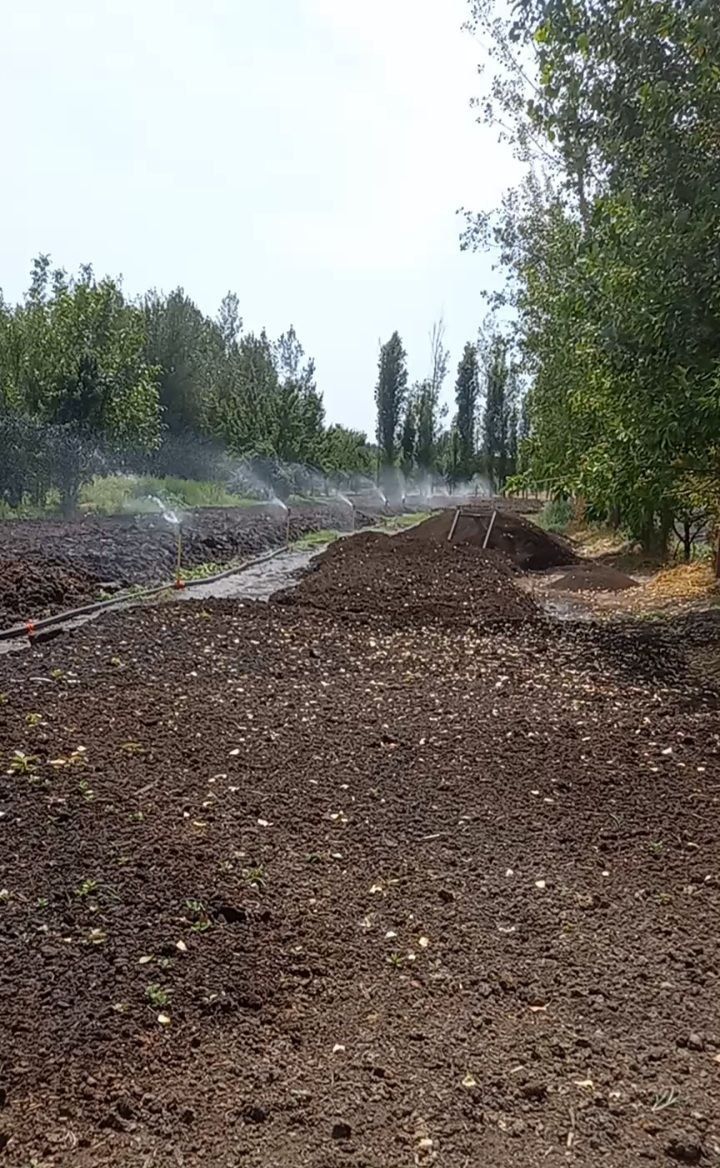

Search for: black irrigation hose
xmin=0 ymin=544 xmax=289 ymax=643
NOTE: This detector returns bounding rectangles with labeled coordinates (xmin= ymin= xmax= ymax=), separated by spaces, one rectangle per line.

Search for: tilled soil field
xmin=0 ymin=560 xmax=102 ymax=629
xmin=0 ymin=502 xmax=381 ymax=586
xmin=1 ymin=538 xmax=720 ymax=1167
xmin=0 ymin=503 xmax=376 ymax=628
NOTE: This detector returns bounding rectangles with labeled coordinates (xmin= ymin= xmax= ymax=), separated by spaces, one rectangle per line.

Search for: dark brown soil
xmin=0 ymin=504 xmax=374 ymax=626
xmin=0 ymin=559 xmax=100 ymax=627
xmin=403 ymin=508 xmax=579 ymax=571
xmin=548 ymin=563 xmax=640 ymax=593
xmin=275 ymin=532 xmax=537 ymax=625
xmin=1 ymin=545 xmax=720 ymax=1166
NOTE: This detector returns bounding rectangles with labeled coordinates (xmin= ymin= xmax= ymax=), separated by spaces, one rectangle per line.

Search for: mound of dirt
xmin=548 ymin=563 xmax=639 ymax=593
xmin=0 ymin=559 xmax=100 ymax=628
xmin=276 ymin=534 xmax=537 ymax=625
xmin=402 ymin=507 xmax=579 ymax=570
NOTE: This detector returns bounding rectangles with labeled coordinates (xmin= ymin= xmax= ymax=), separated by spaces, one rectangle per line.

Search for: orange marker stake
xmin=25 ymin=620 xmax=36 ymax=638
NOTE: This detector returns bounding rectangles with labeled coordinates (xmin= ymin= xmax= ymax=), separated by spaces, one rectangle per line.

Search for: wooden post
xmin=447 ymin=508 xmax=461 ymax=543
xmin=482 ymin=510 xmax=498 ymax=550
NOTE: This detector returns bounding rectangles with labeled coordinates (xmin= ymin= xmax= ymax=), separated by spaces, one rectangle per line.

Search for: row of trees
xmin=375 ymin=321 xmax=522 ymax=493
xmin=0 ymin=257 xmax=374 ymax=509
xmin=464 ymin=0 xmax=720 ymax=555
xmin=0 ymin=254 xmax=524 ymax=513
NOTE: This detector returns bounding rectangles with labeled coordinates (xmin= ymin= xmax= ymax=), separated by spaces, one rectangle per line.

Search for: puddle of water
xmin=177 ymin=549 xmax=317 ymax=603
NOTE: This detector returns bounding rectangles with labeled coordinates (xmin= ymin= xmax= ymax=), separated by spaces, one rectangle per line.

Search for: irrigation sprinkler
xmin=173 ymin=523 xmax=185 ymax=589
xmin=338 ymin=493 xmax=355 ymax=532
xmin=286 ymin=504 xmax=291 ymax=548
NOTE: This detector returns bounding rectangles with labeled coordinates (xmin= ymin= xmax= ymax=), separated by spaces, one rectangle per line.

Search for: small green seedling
xmin=76 ymin=879 xmax=98 ymax=899
xmin=50 ymin=669 xmax=65 ymax=680
xmin=652 ymin=1087 xmax=679 ymax=1113
xmin=185 ymin=898 xmax=211 ymax=932
xmin=145 ymin=983 xmax=170 ymax=1008
xmin=25 ymin=712 xmax=43 ymax=727
xmin=8 ymin=751 xmax=38 ymax=776
xmin=244 ymin=867 xmax=265 ymax=890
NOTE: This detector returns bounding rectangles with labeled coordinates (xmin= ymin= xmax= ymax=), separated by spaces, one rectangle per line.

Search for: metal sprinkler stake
xmin=174 ymin=524 xmax=185 ymax=589
xmin=447 ymin=507 xmax=461 ymax=543
xmin=285 ymin=506 xmax=291 ymax=548
xmin=482 ymin=510 xmax=498 ymax=550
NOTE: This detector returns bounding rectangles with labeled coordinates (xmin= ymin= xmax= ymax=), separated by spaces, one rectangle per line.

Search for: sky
xmin=1 ymin=0 xmax=519 ymax=434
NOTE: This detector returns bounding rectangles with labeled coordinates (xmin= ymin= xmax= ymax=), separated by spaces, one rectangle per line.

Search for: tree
xmin=143 ymin=288 xmax=217 ymax=434
xmin=464 ymin=0 xmax=720 ymax=551
xmin=399 ymin=400 xmax=417 ymax=480
xmin=2 ymin=259 xmax=160 ymax=467
xmin=481 ymin=334 xmax=517 ymax=489
xmin=320 ymin=425 xmax=374 ymax=481
xmin=374 ymin=331 xmax=408 ymax=469
xmin=454 ymin=342 xmax=480 ymax=482
xmin=217 ymin=291 xmax=242 ymax=353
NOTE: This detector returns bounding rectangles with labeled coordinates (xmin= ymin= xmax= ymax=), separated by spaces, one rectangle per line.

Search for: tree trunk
xmin=683 ymin=520 xmax=692 ymax=563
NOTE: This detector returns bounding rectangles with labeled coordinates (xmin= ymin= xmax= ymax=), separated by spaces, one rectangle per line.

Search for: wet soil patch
xmin=548 ymin=563 xmax=639 ymax=593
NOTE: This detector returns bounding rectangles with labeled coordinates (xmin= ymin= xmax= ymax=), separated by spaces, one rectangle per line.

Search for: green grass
xmin=384 ymin=511 xmax=431 ymax=530
xmin=79 ymin=475 xmax=257 ymax=515
xmin=0 ymin=492 xmax=61 ymax=520
xmin=291 ymin=512 xmax=431 ymax=551
xmin=537 ymin=498 xmax=574 ymax=533
xmin=292 ymin=529 xmax=343 ymax=551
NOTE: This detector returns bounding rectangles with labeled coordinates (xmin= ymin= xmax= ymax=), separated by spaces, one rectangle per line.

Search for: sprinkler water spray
xmin=271 ymin=498 xmax=290 ymax=547
xmin=338 ymin=493 xmax=355 ymax=532
xmin=148 ymin=496 xmax=184 ymax=587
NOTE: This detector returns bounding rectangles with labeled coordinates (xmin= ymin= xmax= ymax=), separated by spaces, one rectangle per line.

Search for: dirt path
xmin=1 ymin=545 xmax=720 ymax=1166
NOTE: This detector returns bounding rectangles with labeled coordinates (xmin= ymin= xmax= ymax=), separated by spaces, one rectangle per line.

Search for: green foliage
xmin=0 ymin=259 xmax=377 ymax=512
xmin=480 ymin=334 xmax=518 ymax=489
xmin=143 ymin=288 xmax=218 ymax=434
xmin=465 ymin=0 xmax=720 ymax=553
xmin=375 ymin=332 xmax=408 ymax=467
xmin=399 ymin=401 xmax=417 ymax=479
xmin=78 ymin=475 xmax=255 ymax=515
xmin=454 ymin=343 xmax=480 ymax=482
xmin=538 ymin=498 xmax=573 ymax=534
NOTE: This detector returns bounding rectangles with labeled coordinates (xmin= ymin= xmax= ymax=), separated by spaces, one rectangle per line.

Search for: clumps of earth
xmin=0 ymin=559 xmax=100 ymax=627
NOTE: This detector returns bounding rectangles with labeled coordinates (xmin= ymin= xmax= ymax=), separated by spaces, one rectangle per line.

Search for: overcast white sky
xmin=1 ymin=0 xmax=518 ymax=434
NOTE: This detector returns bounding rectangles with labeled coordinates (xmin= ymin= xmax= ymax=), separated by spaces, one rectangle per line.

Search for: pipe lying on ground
xmin=0 ymin=545 xmax=289 ymax=644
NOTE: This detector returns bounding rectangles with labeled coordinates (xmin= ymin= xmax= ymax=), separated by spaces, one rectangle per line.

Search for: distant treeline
xmin=0 ymin=256 xmax=521 ymax=513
